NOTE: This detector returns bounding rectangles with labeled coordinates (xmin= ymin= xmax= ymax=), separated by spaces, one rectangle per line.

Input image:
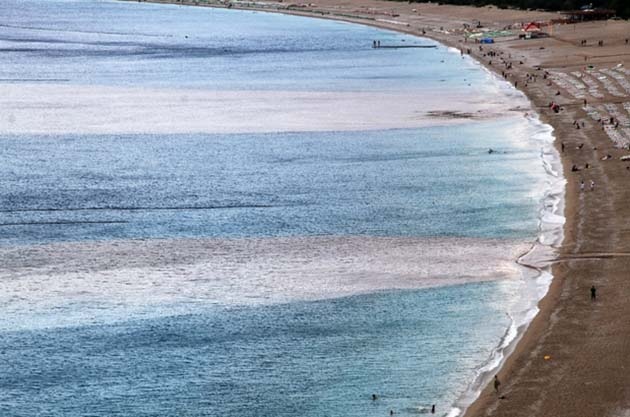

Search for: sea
xmin=0 ymin=1 xmax=565 ymax=416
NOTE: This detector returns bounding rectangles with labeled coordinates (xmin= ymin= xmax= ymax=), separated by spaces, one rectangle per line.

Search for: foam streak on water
xmin=449 ymin=114 xmax=566 ymax=416
xmin=0 ymin=236 xmax=531 ymax=331
xmin=0 ymin=84 xmax=519 ymax=135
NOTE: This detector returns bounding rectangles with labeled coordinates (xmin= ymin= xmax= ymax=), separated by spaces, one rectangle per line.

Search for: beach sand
xmin=92 ymin=1 xmax=630 ymax=415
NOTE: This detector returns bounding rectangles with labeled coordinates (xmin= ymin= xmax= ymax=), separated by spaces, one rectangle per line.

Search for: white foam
xmin=445 ymin=408 xmax=461 ymax=417
xmin=0 ymin=235 xmax=532 ymax=331
xmin=0 ymin=83 xmax=518 ymax=135
xmin=447 ymin=93 xmax=565 ymax=417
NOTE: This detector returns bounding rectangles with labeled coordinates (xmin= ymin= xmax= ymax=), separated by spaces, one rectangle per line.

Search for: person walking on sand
xmin=590 ymin=179 xmax=595 ymax=191
xmin=494 ymin=375 xmax=501 ymax=393
xmin=580 ymin=179 xmax=585 ymax=192
xmin=591 ymin=285 xmax=597 ymax=301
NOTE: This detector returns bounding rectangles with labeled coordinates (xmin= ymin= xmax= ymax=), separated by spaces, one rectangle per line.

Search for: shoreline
xmin=449 ymin=108 xmax=565 ymax=416
xmin=121 ymin=1 xmax=564 ymax=415
xmin=117 ymin=1 xmax=630 ymax=416
xmin=122 ymin=2 xmax=565 ymax=415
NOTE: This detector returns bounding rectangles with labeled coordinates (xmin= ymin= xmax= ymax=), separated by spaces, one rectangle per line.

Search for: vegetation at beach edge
xmin=393 ymin=0 xmax=629 ymax=18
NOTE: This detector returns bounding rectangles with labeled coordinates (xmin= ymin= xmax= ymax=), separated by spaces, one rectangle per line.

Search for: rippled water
xmin=1 ymin=122 xmax=544 ymax=245
xmin=0 ymin=0 xmax=488 ymax=91
xmin=0 ymin=1 xmax=558 ymax=416
xmin=0 ymin=0 xmax=525 ymax=135
xmin=1 ymin=285 xmax=518 ymax=417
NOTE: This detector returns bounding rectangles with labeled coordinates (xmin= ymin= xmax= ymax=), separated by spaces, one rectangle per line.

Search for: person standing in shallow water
xmin=591 ymin=285 xmax=597 ymax=301
xmin=494 ymin=375 xmax=501 ymax=393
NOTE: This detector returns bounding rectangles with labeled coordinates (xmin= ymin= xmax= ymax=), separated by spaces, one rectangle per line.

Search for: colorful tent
xmin=523 ymin=22 xmax=542 ymax=32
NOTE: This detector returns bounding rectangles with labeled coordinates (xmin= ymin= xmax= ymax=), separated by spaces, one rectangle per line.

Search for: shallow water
xmin=0 ymin=1 xmax=559 ymax=416
xmin=1 ymin=284 xmax=518 ymax=417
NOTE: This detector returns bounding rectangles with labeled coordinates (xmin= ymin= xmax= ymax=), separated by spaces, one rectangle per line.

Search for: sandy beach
xmin=117 ymin=1 xmax=630 ymax=415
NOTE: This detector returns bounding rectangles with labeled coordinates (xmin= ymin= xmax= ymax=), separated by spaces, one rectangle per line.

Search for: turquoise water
xmin=0 ymin=1 xmax=557 ymax=416
xmin=1 ymin=285 xmax=514 ymax=417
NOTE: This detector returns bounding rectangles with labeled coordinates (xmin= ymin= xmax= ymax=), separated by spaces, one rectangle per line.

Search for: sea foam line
xmin=445 ymin=72 xmax=566 ymax=416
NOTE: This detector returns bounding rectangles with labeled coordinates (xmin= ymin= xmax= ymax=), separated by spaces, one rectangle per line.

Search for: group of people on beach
xmin=579 ymin=178 xmax=596 ymax=191
xmin=562 ymin=138 xmax=597 ymax=192
xmin=579 ymin=39 xmax=606 ymax=47
xmin=449 ymin=20 xmax=626 ymax=414
xmin=578 ymin=39 xmax=630 ymax=47
xmin=597 ymin=115 xmax=621 ymax=129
